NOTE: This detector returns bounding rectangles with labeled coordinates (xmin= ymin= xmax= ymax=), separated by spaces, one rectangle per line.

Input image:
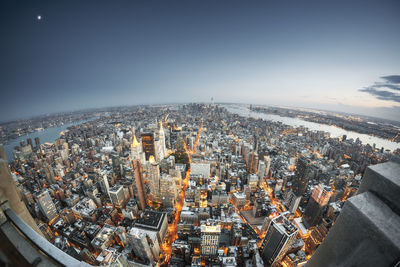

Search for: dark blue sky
xmin=1 ymin=0 xmax=400 ymax=122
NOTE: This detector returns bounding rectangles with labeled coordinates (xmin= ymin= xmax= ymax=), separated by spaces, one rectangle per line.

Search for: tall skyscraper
xmin=34 ymin=137 xmax=40 ymax=147
xmin=37 ymin=190 xmax=58 ymax=223
xmin=147 ymin=157 xmax=161 ymax=202
xmin=99 ymin=174 xmax=110 ymax=197
xmin=257 ymin=160 xmax=266 ymax=185
xmin=27 ymin=138 xmax=33 ymax=148
xmin=131 ymin=135 xmax=144 ymax=162
xmin=157 ymin=122 xmax=167 ymax=161
xmin=264 ymin=155 xmax=271 ymax=178
xmin=260 ymin=213 xmax=298 ymax=266
xmin=285 ymin=190 xmax=302 ymax=214
xmin=160 ymin=174 xmax=177 ymax=208
xmin=302 ymin=184 xmax=332 ymax=228
xmin=132 ymin=159 xmax=147 ymax=210
xmin=141 ymin=133 xmax=155 ymax=160
xmin=44 ymin=162 xmax=56 ymax=184
xmin=292 ymin=157 xmax=310 ymax=197
xmin=201 ymin=222 xmax=221 ymax=256
xmin=112 ymin=154 xmax=122 ymax=178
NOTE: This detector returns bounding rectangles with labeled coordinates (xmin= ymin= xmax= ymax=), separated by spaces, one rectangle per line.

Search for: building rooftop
xmin=134 ymin=210 xmax=166 ymax=232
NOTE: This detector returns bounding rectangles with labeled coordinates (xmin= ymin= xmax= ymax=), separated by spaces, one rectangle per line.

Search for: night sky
xmin=1 ymin=0 xmax=400 ymax=122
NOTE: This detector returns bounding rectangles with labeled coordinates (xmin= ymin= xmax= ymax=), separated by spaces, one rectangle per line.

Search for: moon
xmin=37 ymin=15 xmax=42 ymax=20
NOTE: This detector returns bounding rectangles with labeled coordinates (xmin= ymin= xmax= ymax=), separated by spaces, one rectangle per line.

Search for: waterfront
xmin=224 ymin=104 xmax=400 ymax=152
xmin=3 ymin=118 xmax=95 ymax=161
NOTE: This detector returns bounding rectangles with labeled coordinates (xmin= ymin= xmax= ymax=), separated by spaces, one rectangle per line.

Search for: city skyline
xmin=1 ymin=0 xmax=400 ymax=122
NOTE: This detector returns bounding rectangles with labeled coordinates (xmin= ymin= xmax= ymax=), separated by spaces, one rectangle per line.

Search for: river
xmin=223 ymin=104 xmax=400 ymax=152
xmin=2 ymin=117 xmax=96 ymax=161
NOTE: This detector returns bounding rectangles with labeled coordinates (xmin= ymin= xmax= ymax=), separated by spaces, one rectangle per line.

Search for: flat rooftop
xmin=134 ymin=210 xmax=165 ymax=231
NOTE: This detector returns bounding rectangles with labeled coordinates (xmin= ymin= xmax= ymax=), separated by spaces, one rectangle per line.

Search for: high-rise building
xmin=201 ymin=221 xmax=221 ymax=256
xmin=131 ymin=135 xmax=145 ymax=162
xmin=34 ymin=137 xmax=40 ymax=147
xmin=249 ymin=151 xmax=259 ymax=174
xmin=302 ymin=184 xmax=332 ymax=228
xmin=260 ymin=213 xmax=298 ymax=266
xmin=44 ymin=162 xmax=56 ymax=184
xmin=109 ymin=185 xmax=125 ymax=208
xmin=147 ymin=157 xmax=161 ymax=203
xmin=292 ymin=157 xmax=310 ymax=197
xmin=248 ymin=173 xmax=259 ymax=192
xmin=37 ymin=190 xmax=58 ymax=222
xmin=128 ymin=228 xmax=157 ymax=264
xmin=160 ymin=174 xmax=177 ymax=208
xmin=132 ymin=160 xmax=147 ymax=210
xmin=257 ymin=160 xmax=266 ymax=185
xmin=156 ymin=122 xmax=167 ymax=161
xmin=27 ymin=138 xmax=33 ymax=148
xmin=285 ymin=190 xmax=301 ymax=214
xmin=99 ymin=174 xmax=110 ymax=197
xmin=112 ymin=154 xmax=122 ymax=178
xmin=304 ymin=218 xmax=332 ymax=254
xmin=141 ymin=133 xmax=156 ymax=160
xmin=264 ymin=155 xmax=271 ymax=179
xmin=133 ymin=210 xmax=168 ymax=245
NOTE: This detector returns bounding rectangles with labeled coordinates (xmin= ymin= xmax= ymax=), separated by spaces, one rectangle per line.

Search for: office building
xmin=260 ymin=213 xmax=298 ymax=266
xmin=37 ymin=190 xmax=58 ymax=223
xmin=201 ymin=221 xmax=221 ymax=256
xmin=141 ymin=133 xmax=155 ymax=160
xmin=302 ymin=184 xmax=332 ymax=228
xmin=133 ymin=210 xmax=168 ymax=244
xmin=292 ymin=157 xmax=310 ymax=196
xmin=132 ymin=159 xmax=147 ymax=210
xmin=160 ymin=174 xmax=177 ymax=208
xmin=257 ymin=160 xmax=266 ymax=185
xmin=285 ymin=190 xmax=301 ymax=214
xmin=109 ymin=185 xmax=125 ymax=208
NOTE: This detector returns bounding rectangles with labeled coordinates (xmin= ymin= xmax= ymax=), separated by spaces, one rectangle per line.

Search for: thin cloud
xmin=359 ymin=75 xmax=400 ymax=102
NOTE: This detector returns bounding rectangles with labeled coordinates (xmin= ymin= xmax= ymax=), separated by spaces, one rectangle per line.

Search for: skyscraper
xmin=112 ymin=154 xmax=122 ymax=178
xmin=99 ymin=174 xmax=110 ymax=197
xmin=109 ymin=185 xmax=125 ymax=208
xmin=37 ymin=190 xmax=58 ymax=223
xmin=147 ymin=157 xmax=161 ymax=203
xmin=132 ymin=159 xmax=147 ymax=210
xmin=34 ymin=137 xmax=40 ymax=147
xmin=160 ymin=174 xmax=177 ymax=208
xmin=257 ymin=160 xmax=266 ymax=186
xmin=260 ymin=213 xmax=298 ymax=266
xmin=131 ymin=135 xmax=144 ymax=162
xmin=302 ymin=184 xmax=332 ymax=228
xmin=141 ymin=133 xmax=155 ymax=160
xmin=285 ymin=190 xmax=302 ymax=214
xmin=292 ymin=157 xmax=310 ymax=197
xmin=44 ymin=162 xmax=56 ymax=184
xmin=157 ymin=122 xmax=167 ymax=161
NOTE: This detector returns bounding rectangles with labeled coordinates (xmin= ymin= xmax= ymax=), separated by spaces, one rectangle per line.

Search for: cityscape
xmin=1 ymin=1 xmax=400 ymax=267
xmin=0 ymin=102 xmax=399 ymax=266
